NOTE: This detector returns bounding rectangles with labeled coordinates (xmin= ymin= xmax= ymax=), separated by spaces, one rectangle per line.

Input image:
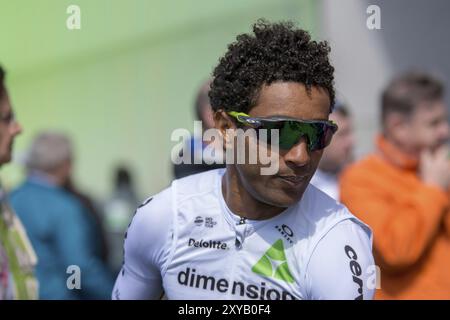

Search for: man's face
xmin=406 ymin=100 xmax=449 ymax=153
xmin=230 ymin=82 xmax=331 ymax=208
xmin=319 ymin=111 xmax=354 ymax=173
xmin=0 ymin=91 xmax=22 ymax=165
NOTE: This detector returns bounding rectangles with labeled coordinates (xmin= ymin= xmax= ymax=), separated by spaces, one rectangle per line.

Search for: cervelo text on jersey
xmin=345 ymin=245 xmax=365 ymax=300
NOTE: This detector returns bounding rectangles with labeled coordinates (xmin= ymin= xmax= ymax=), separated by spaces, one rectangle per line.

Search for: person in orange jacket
xmin=340 ymin=71 xmax=450 ymax=299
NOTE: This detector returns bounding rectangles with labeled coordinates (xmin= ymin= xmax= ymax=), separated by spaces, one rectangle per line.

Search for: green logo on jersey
xmin=252 ymin=239 xmax=294 ymax=283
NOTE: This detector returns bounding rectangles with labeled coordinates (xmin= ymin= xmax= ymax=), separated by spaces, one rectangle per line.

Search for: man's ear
xmin=214 ymin=110 xmax=237 ymax=133
xmin=214 ymin=110 xmax=236 ymax=151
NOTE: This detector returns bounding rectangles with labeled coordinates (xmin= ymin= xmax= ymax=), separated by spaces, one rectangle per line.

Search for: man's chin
xmin=260 ymin=191 xmax=305 ymax=208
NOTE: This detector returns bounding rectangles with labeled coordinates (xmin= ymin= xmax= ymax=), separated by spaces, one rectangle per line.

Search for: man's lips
xmin=277 ymin=175 xmax=308 ymax=186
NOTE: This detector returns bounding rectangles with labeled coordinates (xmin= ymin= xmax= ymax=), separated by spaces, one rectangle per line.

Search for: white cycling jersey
xmin=112 ymin=169 xmax=375 ymax=300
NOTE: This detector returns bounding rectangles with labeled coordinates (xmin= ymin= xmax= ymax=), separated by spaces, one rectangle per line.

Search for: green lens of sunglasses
xmin=262 ymin=120 xmax=334 ymax=151
xmin=227 ymin=111 xmax=337 ymax=151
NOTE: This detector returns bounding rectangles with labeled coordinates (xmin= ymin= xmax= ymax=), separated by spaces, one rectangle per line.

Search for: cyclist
xmin=112 ymin=20 xmax=375 ymax=300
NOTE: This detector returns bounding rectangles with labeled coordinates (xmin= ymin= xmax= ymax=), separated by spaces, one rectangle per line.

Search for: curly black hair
xmin=209 ymin=20 xmax=335 ymax=114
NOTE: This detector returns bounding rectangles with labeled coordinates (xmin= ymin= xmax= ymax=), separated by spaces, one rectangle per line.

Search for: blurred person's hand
xmin=420 ymin=145 xmax=450 ymax=190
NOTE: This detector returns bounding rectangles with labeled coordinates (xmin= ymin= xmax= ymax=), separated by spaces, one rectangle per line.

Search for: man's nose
xmin=283 ymin=137 xmax=311 ymax=168
xmin=10 ymin=120 xmax=22 ymax=135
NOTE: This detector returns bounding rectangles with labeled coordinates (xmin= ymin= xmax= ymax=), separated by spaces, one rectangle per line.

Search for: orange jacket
xmin=340 ymin=135 xmax=450 ymax=299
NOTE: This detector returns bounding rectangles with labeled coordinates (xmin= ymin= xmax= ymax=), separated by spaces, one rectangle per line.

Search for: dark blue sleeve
xmin=54 ymin=198 xmax=114 ymax=299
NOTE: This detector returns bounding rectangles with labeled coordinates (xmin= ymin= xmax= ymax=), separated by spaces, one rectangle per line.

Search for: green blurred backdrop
xmin=0 ymin=0 xmax=316 ymax=200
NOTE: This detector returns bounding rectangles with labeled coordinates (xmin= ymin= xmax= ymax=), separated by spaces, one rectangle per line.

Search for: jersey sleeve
xmin=305 ymin=219 xmax=376 ymax=300
xmin=112 ymin=188 xmax=174 ymax=300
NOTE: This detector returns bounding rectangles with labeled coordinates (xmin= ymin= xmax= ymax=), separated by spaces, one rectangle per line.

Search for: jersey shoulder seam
xmin=160 ymin=180 xmax=179 ymax=277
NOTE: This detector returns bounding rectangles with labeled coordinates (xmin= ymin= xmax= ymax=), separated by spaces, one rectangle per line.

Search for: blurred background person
xmin=173 ymin=79 xmax=225 ymax=179
xmin=10 ymin=132 xmax=114 ymax=299
xmin=0 ymin=65 xmax=38 ymax=300
xmin=102 ymin=166 xmax=139 ymax=275
xmin=63 ymin=177 xmax=109 ymax=267
xmin=340 ymin=71 xmax=450 ymax=299
xmin=310 ymin=102 xmax=355 ymax=200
